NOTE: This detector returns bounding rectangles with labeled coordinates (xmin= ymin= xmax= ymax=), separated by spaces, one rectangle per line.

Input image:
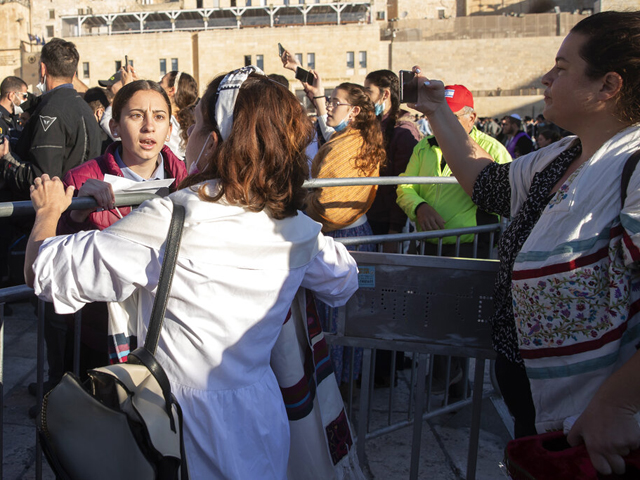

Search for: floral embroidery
xmin=548 ymin=162 xmax=587 ymax=209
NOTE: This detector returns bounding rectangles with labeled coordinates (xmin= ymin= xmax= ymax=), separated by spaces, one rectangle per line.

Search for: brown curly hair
xmin=334 ymin=83 xmax=386 ymax=174
xmin=179 ymin=72 xmax=314 ymax=220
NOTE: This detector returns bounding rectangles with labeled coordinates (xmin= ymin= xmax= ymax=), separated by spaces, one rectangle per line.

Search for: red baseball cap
xmin=444 ymin=85 xmax=474 ymax=113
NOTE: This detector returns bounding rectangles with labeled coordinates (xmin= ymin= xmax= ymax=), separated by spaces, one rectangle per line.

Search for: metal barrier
xmin=0 ymin=176 xmax=510 ymax=479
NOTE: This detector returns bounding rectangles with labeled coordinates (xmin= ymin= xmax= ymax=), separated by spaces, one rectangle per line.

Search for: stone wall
xmin=390 ymin=35 xmax=563 ymax=92
xmin=67 ymin=23 xmax=387 ymax=94
xmin=0 ymin=3 xmax=31 ymax=81
xmin=594 ymin=0 xmax=640 ymax=11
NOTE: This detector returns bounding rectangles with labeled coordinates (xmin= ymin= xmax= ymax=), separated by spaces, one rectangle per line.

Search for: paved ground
xmin=1 ymin=300 xmax=512 ymax=480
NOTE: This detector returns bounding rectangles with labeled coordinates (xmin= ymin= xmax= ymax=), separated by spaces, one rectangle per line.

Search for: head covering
xmin=509 ymin=113 xmax=522 ymax=121
xmin=98 ymin=70 xmax=123 ymax=88
xmin=215 ymin=65 xmax=265 ymax=141
xmin=444 ymin=84 xmax=474 ymax=113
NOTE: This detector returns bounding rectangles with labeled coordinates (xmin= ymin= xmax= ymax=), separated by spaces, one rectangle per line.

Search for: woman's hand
xmin=69 ymin=178 xmax=115 ymax=223
xmin=30 ymin=174 xmax=74 ymax=216
xmin=408 ymin=65 xmax=447 ymax=118
xmin=568 ymin=396 xmax=640 ymax=475
xmin=25 ymin=175 xmax=75 ymax=287
xmin=303 ymin=70 xmax=324 ymax=99
xmin=121 ymin=64 xmax=138 ymax=86
xmin=280 ymin=49 xmax=300 ymax=72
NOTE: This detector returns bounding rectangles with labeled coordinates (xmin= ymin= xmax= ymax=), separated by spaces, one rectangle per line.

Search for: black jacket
xmin=2 ymin=86 xmax=102 ymax=199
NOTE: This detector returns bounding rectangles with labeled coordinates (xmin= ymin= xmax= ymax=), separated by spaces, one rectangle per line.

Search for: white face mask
xmin=188 ymin=135 xmax=210 ymax=175
xmin=14 ymin=105 xmax=23 ymax=116
xmin=13 ymin=92 xmax=27 ymax=107
xmin=36 ymin=76 xmax=47 ymax=94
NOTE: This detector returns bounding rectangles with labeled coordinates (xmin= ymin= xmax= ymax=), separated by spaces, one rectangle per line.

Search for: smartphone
xmin=295 ymin=66 xmax=315 ymax=85
xmin=399 ymin=70 xmax=417 ymax=104
xmin=278 ymin=43 xmax=284 ymax=57
xmin=124 ymin=55 xmax=129 ymax=69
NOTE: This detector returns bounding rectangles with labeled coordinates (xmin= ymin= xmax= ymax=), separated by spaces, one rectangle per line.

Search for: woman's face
xmin=110 ymin=90 xmax=171 ymax=167
xmin=185 ymin=101 xmax=215 ymax=172
xmin=326 ymin=88 xmax=355 ymax=128
xmin=160 ymin=74 xmax=175 ymax=99
xmin=540 ymin=32 xmax=603 ymax=132
xmin=364 ymin=80 xmax=383 ymax=104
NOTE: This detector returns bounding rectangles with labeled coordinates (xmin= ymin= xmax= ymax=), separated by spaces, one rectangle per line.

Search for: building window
xmin=376 ymin=11 xmax=385 ymax=20
xmin=171 ymin=58 xmax=178 ymax=71
xmin=160 ymin=59 xmax=167 ymax=76
xmin=358 ymin=51 xmax=367 ymax=68
xmin=346 ymin=51 xmax=354 ymax=69
xmin=437 ymin=8 xmax=445 ymax=19
xmin=307 ymin=53 xmax=315 ymax=70
xmin=46 ymin=25 xmax=54 ymax=37
xmin=256 ymin=54 xmax=264 ymax=70
xmin=115 ymin=60 xmax=122 ymax=71
xmin=294 ymin=53 xmax=302 ymax=65
xmin=49 ymin=9 xmax=55 ymax=19
xmin=82 ymin=62 xmax=90 ymax=79
xmin=196 ymin=0 xmax=203 ymax=7
xmin=78 ymin=8 xmax=84 ymax=14
xmin=244 ymin=55 xmax=251 ymax=67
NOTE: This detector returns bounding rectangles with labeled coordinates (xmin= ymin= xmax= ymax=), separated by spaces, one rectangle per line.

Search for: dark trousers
xmin=495 ymin=352 xmax=537 ymax=438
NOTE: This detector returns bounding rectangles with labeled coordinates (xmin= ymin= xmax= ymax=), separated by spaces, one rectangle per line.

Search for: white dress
xmin=32 ymin=182 xmax=359 ymax=479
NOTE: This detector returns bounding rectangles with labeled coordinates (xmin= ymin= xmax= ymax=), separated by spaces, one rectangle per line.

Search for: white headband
xmin=215 ymin=65 xmax=265 ymax=141
xmin=173 ymin=71 xmax=183 ymax=90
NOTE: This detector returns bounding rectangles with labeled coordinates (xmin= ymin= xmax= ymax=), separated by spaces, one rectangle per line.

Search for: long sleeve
xmin=396 ymin=144 xmax=428 ymax=223
xmin=0 ymin=151 xmax=38 ymax=198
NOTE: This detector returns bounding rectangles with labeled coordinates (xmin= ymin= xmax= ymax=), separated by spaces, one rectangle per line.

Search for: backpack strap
xmin=621 ymin=150 xmax=640 ymax=209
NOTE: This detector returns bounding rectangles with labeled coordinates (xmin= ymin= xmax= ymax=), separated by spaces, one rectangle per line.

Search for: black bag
xmin=37 ymin=200 xmax=190 ymax=480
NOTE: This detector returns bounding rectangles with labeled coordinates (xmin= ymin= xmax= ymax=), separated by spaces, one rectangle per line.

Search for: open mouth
xmin=140 ymin=139 xmax=157 ymax=149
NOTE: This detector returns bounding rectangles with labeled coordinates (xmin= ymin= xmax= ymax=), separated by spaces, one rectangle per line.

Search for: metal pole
xmin=36 ymin=299 xmax=45 ymax=480
xmin=466 ymin=358 xmax=486 ymax=480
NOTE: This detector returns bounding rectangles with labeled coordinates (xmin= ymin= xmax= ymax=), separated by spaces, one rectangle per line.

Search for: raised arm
xmin=409 ymin=67 xmax=493 ymax=196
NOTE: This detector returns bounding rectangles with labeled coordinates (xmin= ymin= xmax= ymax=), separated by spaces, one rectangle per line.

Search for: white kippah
xmin=215 ymin=65 xmax=265 ymax=141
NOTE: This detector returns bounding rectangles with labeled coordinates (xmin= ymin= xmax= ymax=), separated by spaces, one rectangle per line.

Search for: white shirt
xmin=32 ymin=183 xmax=358 ymax=478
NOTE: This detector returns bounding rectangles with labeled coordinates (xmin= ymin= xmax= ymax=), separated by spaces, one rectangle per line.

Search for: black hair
xmin=365 ymin=69 xmax=400 ymax=150
xmin=40 ymin=38 xmax=79 ymax=79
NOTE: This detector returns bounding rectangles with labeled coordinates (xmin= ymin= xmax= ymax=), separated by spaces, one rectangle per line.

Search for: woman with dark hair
xmin=24 ymin=67 xmax=358 ymax=478
xmin=364 ymin=69 xmax=421 ymax=246
xmin=302 ymin=81 xmax=386 ymax=385
xmin=160 ymin=70 xmax=198 ymax=160
xmin=411 ymin=11 xmax=640 ymax=475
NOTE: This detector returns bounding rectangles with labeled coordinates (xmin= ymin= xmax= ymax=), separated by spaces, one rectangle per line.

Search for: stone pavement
xmin=1 ymin=300 xmax=512 ymax=480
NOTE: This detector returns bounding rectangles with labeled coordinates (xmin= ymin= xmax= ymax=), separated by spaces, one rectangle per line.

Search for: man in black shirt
xmin=0 ymin=76 xmax=28 ymax=148
xmin=0 ymin=38 xmax=102 ymax=199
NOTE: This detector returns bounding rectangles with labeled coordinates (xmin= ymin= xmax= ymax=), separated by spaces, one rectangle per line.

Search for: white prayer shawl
xmin=508 ymin=125 xmax=640 ymax=432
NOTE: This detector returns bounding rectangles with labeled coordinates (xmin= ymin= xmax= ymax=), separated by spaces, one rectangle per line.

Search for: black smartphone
xmin=124 ymin=55 xmax=129 ymax=69
xmin=399 ymin=70 xmax=417 ymax=104
xmin=295 ymin=66 xmax=315 ymax=85
xmin=278 ymin=43 xmax=284 ymax=57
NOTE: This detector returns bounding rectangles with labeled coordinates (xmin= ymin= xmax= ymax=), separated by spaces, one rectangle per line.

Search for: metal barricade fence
xmin=0 ymin=176 xmax=511 ymax=479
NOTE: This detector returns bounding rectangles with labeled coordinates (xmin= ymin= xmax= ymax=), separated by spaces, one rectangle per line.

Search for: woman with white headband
xmin=160 ymin=70 xmax=198 ymax=161
xmin=24 ymin=67 xmax=359 ymax=478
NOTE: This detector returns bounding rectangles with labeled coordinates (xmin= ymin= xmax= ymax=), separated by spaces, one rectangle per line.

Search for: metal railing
xmin=0 ymin=175 xmax=509 ymax=479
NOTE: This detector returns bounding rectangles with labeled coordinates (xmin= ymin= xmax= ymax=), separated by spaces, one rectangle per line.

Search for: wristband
xmin=313 ymin=95 xmax=326 ymax=100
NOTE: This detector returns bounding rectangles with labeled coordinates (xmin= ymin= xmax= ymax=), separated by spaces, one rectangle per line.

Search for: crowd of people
xmin=0 ymin=9 xmax=639 ymax=478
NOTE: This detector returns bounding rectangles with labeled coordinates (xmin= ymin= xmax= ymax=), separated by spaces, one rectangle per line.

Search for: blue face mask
xmin=333 ymin=110 xmax=352 ymax=132
xmin=374 ymin=101 xmax=385 ymax=116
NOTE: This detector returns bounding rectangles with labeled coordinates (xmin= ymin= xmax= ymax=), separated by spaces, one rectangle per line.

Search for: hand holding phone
xmin=399 ymin=70 xmax=417 ymax=104
xmin=295 ymin=67 xmax=315 ymax=85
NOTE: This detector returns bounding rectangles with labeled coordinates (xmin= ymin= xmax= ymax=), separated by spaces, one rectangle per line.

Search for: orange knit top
xmin=306 ymin=128 xmax=380 ymax=232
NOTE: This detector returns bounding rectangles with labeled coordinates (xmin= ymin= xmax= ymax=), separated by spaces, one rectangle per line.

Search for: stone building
xmin=0 ymin=0 xmax=626 ymax=118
